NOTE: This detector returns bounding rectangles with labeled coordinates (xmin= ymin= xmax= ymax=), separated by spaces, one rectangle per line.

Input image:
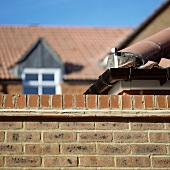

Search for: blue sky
xmin=0 ymin=0 xmax=164 ymax=27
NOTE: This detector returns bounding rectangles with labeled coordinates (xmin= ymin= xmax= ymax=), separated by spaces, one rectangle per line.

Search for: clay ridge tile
xmin=120 ymin=27 xmax=170 ymax=64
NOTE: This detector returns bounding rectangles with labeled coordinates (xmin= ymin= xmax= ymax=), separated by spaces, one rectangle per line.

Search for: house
xmin=0 ymin=26 xmax=133 ymax=94
xmin=85 ymin=27 xmax=170 ymax=95
xmin=1 ymin=1 xmax=169 ymax=95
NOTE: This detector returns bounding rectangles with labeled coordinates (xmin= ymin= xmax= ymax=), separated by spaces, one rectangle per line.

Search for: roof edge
xmin=84 ymin=68 xmax=170 ymax=94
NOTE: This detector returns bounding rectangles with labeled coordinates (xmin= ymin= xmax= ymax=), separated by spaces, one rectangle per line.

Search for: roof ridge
xmin=0 ymin=24 xmax=133 ymax=29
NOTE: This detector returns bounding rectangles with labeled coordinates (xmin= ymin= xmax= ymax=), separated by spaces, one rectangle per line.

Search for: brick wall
xmin=0 ymin=94 xmax=170 ymax=169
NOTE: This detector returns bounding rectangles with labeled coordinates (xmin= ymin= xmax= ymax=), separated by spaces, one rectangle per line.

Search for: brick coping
xmin=0 ymin=109 xmax=170 ymax=118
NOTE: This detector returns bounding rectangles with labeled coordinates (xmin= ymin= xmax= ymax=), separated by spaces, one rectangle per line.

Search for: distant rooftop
xmin=0 ymin=25 xmax=133 ymax=80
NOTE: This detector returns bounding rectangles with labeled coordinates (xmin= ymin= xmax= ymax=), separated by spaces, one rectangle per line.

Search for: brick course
xmin=114 ymin=132 xmax=148 ymax=143
xmin=61 ymin=144 xmax=95 ymax=154
xmin=6 ymin=156 xmax=41 ymax=167
xmin=25 ymin=144 xmax=59 ymax=155
xmin=43 ymin=132 xmax=76 ymax=143
xmin=0 ymin=122 xmax=22 ymax=130
xmin=0 ymin=94 xmax=170 ymax=169
xmin=79 ymin=156 xmax=115 ymax=167
xmin=25 ymin=122 xmax=59 ymax=130
xmin=116 ymin=156 xmax=150 ymax=167
xmin=7 ymin=132 xmax=41 ymax=143
xmin=44 ymin=156 xmax=77 ymax=167
xmin=0 ymin=144 xmax=23 ymax=154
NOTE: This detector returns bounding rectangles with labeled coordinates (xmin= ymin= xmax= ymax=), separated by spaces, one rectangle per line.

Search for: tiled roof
xmin=0 ymin=25 xmax=133 ymax=80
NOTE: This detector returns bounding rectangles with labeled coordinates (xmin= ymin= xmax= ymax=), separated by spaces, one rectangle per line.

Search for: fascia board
xmin=109 ymin=80 xmax=170 ymax=94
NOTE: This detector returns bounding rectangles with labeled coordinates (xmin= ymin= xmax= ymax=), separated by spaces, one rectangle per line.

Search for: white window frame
xmin=22 ymin=68 xmax=61 ymax=94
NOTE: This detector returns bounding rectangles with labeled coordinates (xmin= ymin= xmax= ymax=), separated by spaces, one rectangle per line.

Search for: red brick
xmin=16 ymin=94 xmax=26 ymax=109
xmin=156 ymin=95 xmax=167 ymax=109
xmin=97 ymin=144 xmax=130 ymax=155
xmin=131 ymin=122 xmax=164 ymax=130
xmin=75 ymin=95 xmax=85 ymax=109
xmin=4 ymin=94 xmax=15 ymax=108
xmin=110 ymin=95 xmax=119 ymax=109
xmin=144 ymin=95 xmax=154 ymax=109
xmin=25 ymin=144 xmax=59 ymax=155
xmin=0 ymin=157 xmax=3 ymax=166
xmin=116 ymin=156 xmax=150 ymax=167
xmin=63 ymin=94 xmax=74 ymax=109
xmin=28 ymin=95 xmax=39 ymax=109
xmin=79 ymin=132 xmax=112 ymax=142
xmin=122 ymin=95 xmax=132 ymax=109
xmin=99 ymin=95 xmax=109 ymax=109
xmin=7 ymin=132 xmax=40 ymax=142
xmin=131 ymin=144 xmax=166 ymax=154
xmin=0 ymin=144 xmax=22 ymax=154
xmin=86 ymin=95 xmax=97 ymax=109
xmin=43 ymin=132 xmax=76 ymax=143
xmin=41 ymin=95 xmax=51 ymax=109
xmin=150 ymin=132 xmax=170 ymax=143
xmin=133 ymin=95 xmax=143 ymax=109
xmin=0 ymin=122 xmax=22 ymax=130
xmin=152 ymin=157 xmax=170 ymax=168
xmin=114 ymin=132 xmax=148 ymax=143
xmin=79 ymin=156 xmax=114 ymax=167
xmin=52 ymin=95 xmax=62 ymax=109
xmin=61 ymin=144 xmax=95 ymax=154
xmin=0 ymin=132 xmax=4 ymax=142
xmin=44 ymin=156 xmax=77 ymax=167
xmin=25 ymin=122 xmax=58 ymax=130
xmin=60 ymin=122 xmax=94 ymax=130
xmin=0 ymin=95 xmax=3 ymax=108
xmin=96 ymin=121 xmax=129 ymax=130
xmin=6 ymin=156 xmax=41 ymax=167
xmin=168 ymin=96 xmax=170 ymax=109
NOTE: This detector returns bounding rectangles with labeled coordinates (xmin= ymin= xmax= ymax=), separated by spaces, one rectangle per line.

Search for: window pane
xmin=23 ymin=87 xmax=38 ymax=94
xmin=42 ymin=87 xmax=55 ymax=94
xmin=25 ymin=74 xmax=38 ymax=81
xmin=42 ymin=74 xmax=54 ymax=81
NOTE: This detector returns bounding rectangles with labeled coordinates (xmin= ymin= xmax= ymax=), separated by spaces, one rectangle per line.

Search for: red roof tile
xmin=0 ymin=25 xmax=133 ymax=80
xmin=121 ymin=27 xmax=170 ymax=64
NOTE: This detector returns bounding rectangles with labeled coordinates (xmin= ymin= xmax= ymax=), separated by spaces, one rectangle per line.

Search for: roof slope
xmin=0 ymin=25 xmax=133 ymax=80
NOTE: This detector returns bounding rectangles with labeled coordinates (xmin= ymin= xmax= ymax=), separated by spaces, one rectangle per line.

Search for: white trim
xmin=109 ymin=80 xmax=170 ymax=94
